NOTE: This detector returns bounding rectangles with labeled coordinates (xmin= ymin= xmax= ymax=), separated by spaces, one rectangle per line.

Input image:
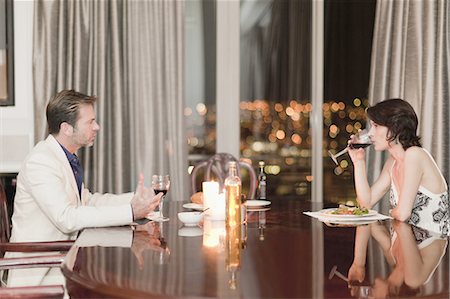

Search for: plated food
xmin=319 ymin=206 xmax=377 ymax=218
xmin=329 ymin=206 xmax=369 ymax=215
xmin=190 ymin=192 xmax=203 ymax=204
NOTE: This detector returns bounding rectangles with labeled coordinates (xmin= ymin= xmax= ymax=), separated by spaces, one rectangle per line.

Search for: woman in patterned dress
xmin=348 ymin=99 xmax=449 ymax=236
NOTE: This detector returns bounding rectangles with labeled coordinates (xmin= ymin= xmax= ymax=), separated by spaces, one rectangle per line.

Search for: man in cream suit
xmin=5 ymin=90 xmax=163 ymax=287
xmin=8 ymin=89 xmax=162 ymax=243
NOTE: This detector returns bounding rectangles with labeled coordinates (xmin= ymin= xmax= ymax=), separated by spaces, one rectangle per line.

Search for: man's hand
xmin=131 ymin=224 xmax=164 ymax=270
xmin=134 ymin=221 xmax=161 ymax=238
xmin=131 ymin=174 xmax=162 ymax=220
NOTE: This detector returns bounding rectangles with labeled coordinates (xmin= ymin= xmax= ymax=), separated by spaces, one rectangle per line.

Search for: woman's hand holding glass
xmin=347 ymin=131 xmax=370 ymax=163
xmin=329 ymin=129 xmax=372 ymax=165
xmin=348 ymin=263 xmax=366 ymax=285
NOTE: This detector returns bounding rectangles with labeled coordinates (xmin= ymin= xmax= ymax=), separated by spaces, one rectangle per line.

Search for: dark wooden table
xmin=62 ymin=198 xmax=449 ymax=298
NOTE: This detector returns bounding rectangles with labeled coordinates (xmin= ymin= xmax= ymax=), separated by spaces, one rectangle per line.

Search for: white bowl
xmin=177 ymin=212 xmax=203 ymax=226
xmin=178 ymin=226 xmax=203 ymax=237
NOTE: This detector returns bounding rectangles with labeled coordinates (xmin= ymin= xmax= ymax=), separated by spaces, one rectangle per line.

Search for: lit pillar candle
xmin=202 ymin=181 xmax=219 ymax=214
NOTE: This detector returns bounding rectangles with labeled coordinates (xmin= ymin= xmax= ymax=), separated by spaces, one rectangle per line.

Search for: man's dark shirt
xmin=59 ymin=144 xmax=83 ymax=198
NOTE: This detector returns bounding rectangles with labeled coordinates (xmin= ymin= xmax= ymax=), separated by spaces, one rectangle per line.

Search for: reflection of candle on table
xmin=203 ymin=219 xmax=226 ymax=248
xmin=203 ymin=181 xmax=219 ymax=214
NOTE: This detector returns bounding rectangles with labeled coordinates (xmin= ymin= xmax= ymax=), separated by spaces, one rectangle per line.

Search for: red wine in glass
xmin=349 ymin=143 xmax=371 ymax=149
xmin=154 ymin=189 xmax=168 ymax=196
xmin=152 ymin=175 xmax=170 ymax=221
xmin=328 ymin=129 xmax=371 ymax=165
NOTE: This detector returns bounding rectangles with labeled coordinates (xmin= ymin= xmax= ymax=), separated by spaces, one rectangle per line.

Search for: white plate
xmin=318 ymin=208 xmax=377 ymax=219
xmin=246 ymin=207 xmax=271 ymax=212
xmin=244 ymin=200 xmax=271 ymax=207
xmin=324 ymin=219 xmax=378 ymax=227
xmin=146 ymin=211 xmax=170 ymax=222
xmin=183 ymin=203 xmax=204 ymax=211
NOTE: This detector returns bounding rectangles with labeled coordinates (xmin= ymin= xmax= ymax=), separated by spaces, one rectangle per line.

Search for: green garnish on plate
xmin=330 ymin=205 xmax=369 ymax=215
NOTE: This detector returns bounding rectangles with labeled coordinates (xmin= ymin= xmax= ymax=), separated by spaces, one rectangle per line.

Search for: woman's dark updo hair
xmin=366 ymin=99 xmax=421 ymax=150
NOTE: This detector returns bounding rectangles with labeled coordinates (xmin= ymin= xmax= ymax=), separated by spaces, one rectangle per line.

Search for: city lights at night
xmin=186 ymin=98 xmax=369 ymax=204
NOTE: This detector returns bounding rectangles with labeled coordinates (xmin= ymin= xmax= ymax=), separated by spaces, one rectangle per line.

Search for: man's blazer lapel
xmin=45 ymin=135 xmax=81 ymax=203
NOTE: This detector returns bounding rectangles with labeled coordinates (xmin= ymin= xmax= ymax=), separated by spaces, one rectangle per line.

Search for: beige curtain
xmin=33 ymin=0 xmax=187 ymax=199
xmin=367 ymin=0 xmax=450 ymax=290
xmin=367 ymin=0 xmax=450 ymax=213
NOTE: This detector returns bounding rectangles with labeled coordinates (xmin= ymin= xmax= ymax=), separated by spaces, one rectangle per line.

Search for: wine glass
xmin=152 ymin=222 xmax=171 ymax=265
xmin=328 ymin=129 xmax=372 ymax=165
xmin=152 ymin=174 xmax=170 ymax=221
xmin=153 ymin=237 xmax=171 ymax=265
xmin=328 ymin=265 xmax=372 ymax=298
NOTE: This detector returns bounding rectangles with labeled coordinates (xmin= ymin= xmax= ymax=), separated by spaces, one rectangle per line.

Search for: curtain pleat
xmin=33 ymin=0 xmax=187 ymax=200
xmin=257 ymin=0 xmax=311 ymax=103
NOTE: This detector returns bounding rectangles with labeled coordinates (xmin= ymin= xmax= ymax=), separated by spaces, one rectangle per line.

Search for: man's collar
xmin=59 ymin=142 xmax=78 ymax=162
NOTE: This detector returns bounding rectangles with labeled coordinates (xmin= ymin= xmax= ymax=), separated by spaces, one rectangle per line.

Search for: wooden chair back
xmin=0 ymin=181 xmax=69 ymax=298
xmin=191 ymin=153 xmax=257 ymax=199
xmin=0 ymin=285 xmax=65 ymax=299
xmin=0 ymin=181 xmax=10 ymax=244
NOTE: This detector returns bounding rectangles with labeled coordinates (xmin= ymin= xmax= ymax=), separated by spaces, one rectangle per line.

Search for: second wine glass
xmin=152 ymin=174 xmax=170 ymax=221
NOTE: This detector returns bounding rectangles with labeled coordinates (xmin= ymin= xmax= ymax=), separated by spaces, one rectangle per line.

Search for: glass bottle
xmin=258 ymin=211 xmax=266 ymax=241
xmin=257 ymin=161 xmax=267 ymax=199
xmin=226 ymin=224 xmax=241 ymax=290
xmin=240 ymin=194 xmax=247 ymax=224
xmin=225 ymin=161 xmax=241 ymax=228
xmin=241 ymin=222 xmax=247 ymax=249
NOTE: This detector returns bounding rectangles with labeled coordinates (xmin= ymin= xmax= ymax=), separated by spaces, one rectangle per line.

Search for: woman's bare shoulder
xmin=404 ymin=146 xmax=427 ymax=161
xmin=404 ymin=147 xmax=436 ymax=176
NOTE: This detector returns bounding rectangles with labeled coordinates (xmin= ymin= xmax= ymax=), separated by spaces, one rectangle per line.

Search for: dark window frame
xmin=0 ymin=0 xmax=14 ymax=106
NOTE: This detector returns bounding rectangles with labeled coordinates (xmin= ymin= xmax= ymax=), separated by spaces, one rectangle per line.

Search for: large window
xmin=240 ymin=0 xmax=312 ymax=199
xmin=323 ymin=0 xmax=376 ymax=204
xmin=239 ymin=0 xmax=375 ymax=204
xmin=185 ymin=0 xmax=216 ymax=161
xmin=185 ymin=0 xmax=376 ymax=204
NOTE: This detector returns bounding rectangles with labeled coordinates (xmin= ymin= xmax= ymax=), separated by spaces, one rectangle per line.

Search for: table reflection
xmin=226 ymin=222 xmax=245 ymax=290
xmin=344 ymin=221 xmax=448 ymax=298
xmin=62 ymin=200 xmax=448 ymax=299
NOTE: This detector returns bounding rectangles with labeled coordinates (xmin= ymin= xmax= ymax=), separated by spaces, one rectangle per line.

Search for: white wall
xmin=0 ymin=0 xmax=34 ymax=173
